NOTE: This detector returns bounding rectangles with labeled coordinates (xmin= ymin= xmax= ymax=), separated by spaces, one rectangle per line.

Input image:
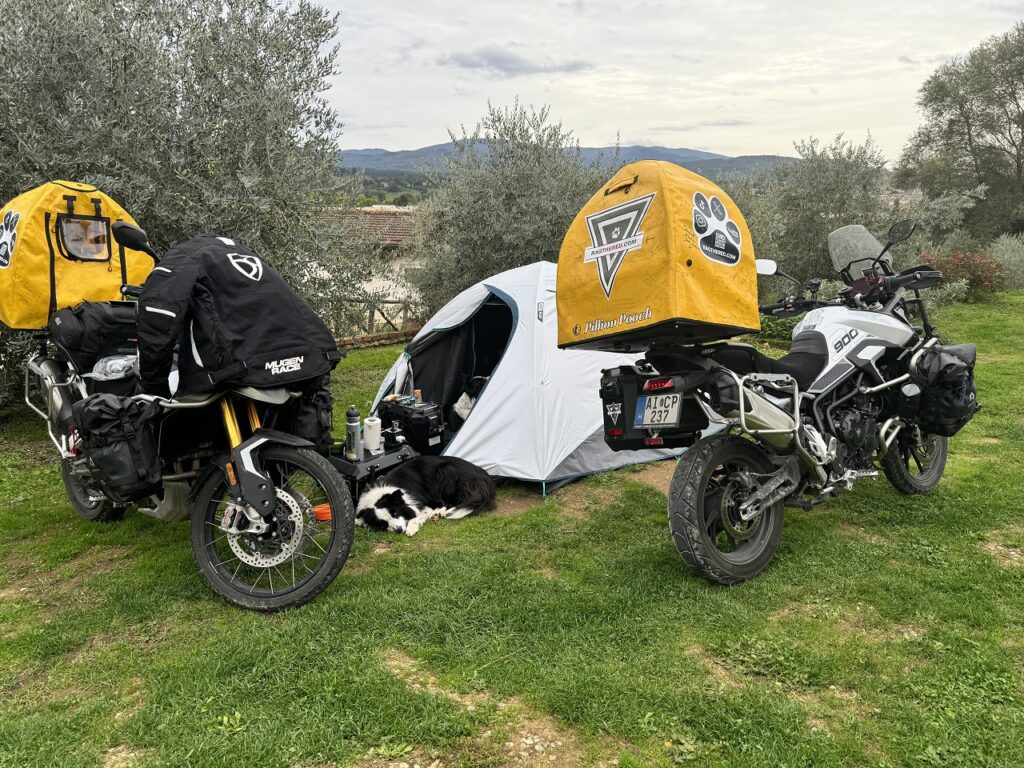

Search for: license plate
xmin=635 ymin=393 xmax=682 ymax=428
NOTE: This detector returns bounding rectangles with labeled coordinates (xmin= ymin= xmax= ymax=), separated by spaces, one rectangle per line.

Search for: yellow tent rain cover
xmin=556 ymin=161 xmax=760 ymax=350
xmin=0 ymin=181 xmax=154 ymax=329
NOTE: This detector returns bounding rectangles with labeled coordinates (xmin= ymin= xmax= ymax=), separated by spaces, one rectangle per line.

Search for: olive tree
xmin=722 ymin=135 xmax=979 ymax=284
xmin=411 ymin=101 xmax=615 ymax=312
xmin=897 ymin=21 xmax=1024 ymax=239
xmin=0 ymin=0 xmax=374 ymax=402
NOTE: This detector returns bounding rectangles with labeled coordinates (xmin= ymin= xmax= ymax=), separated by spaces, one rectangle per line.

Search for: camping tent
xmin=371 ymin=262 xmax=684 ymax=488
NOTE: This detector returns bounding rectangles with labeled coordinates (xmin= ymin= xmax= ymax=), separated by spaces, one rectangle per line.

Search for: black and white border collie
xmin=355 ymin=456 xmax=497 ymax=536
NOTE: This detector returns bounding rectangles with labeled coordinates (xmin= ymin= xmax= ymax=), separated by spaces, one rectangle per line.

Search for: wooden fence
xmin=334 ymin=297 xmax=426 ymax=348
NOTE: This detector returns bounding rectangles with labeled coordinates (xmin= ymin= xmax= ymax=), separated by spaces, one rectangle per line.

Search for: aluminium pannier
xmin=0 ymin=181 xmax=154 ymax=329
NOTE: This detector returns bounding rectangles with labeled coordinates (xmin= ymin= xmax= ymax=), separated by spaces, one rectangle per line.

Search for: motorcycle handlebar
xmin=758 ymin=296 xmax=828 ymax=316
xmin=880 ymin=270 xmax=943 ymax=293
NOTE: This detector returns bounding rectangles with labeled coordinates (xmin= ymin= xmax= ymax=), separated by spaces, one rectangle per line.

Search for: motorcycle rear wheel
xmin=881 ymin=430 xmax=947 ymax=495
xmin=61 ymin=459 xmax=124 ymax=522
xmin=668 ymin=435 xmax=784 ymax=585
xmin=190 ymin=445 xmax=354 ymax=611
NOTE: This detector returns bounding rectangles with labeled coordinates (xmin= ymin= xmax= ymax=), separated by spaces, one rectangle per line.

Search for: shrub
xmin=986 ymin=234 xmax=1024 ymax=289
xmin=928 ymin=252 xmax=1006 ymax=301
xmin=757 ymin=315 xmax=801 ymax=343
xmin=923 ymin=277 xmax=969 ymax=314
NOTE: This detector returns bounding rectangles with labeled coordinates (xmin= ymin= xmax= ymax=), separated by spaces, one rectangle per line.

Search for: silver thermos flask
xmin=345 ymin=404 xmax=362 ymax=461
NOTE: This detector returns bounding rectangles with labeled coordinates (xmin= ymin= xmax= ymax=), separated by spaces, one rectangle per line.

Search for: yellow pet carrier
xmin=0 ymin=181 xmax=154 ymax=329
xmin=556 ymin=161 xmax=760 ymax=350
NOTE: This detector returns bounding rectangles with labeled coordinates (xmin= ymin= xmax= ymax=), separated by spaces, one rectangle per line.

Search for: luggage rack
xmin=24 ymin=354 xmax=83 ymax=457
xmin=695 ymin=369 xmax=802 ymax=441
xmin=328 ymin=443 xmax=419 ymax=500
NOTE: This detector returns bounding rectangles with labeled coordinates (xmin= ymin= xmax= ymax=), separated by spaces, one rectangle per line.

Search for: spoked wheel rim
xmin=62 ymin=459 xmax=107 ymax=509
xmin=898 ymin=432 xmax=943 ymax=479
xmin=700 ymin=458 xmax=777 ymax=566
xmin=200 ymin=456 xmax=338 ymax=598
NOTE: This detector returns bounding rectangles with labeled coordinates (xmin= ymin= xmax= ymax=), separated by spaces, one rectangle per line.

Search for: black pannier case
xmin=912 ymin=343 xmax=980 ymax=437
xmin=71 ymin=393 xmax=161 ymax=499
xmin=378 ymin=400 xmax=446 ymax=455
xmin=599 ymin=364 xmax=708 ymax=451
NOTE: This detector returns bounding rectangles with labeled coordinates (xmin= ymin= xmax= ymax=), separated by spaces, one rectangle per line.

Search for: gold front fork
xmin=220 ymin=397 xmax=244 ymax=449
xmin=220 ymin=396 xmax=263 ymax=449
xmin=246 ymin=400 xmax=262 ymax=433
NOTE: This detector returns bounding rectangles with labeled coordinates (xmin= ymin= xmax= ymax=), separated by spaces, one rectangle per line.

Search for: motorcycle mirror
xmin=886 ymin=219 xmax=917 ymax=245
xmin=755 ymin=258 xmax=778 ymax=276
xmin=112 ymin=221 xmax=158 ymax=260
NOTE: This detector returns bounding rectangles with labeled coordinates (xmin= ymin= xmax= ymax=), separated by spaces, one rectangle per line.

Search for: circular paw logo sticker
xmin=0 ymin=210 xmax=20 ymax=269
xmin=692 ymin=192 xmax=741 ymax=266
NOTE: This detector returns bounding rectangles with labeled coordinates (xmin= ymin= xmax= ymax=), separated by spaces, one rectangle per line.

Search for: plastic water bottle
xmin=345 ymin=405 xmax=362 ymax=461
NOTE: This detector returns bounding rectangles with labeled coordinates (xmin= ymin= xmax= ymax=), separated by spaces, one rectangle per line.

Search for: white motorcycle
xmin=599 ymin=220 xmax=981 ymax=583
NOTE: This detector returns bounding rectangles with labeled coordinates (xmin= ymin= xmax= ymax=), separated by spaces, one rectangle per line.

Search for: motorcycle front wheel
xmin=881 ymin=430 xmax=948 ymax=495
xmin=190 ymin=446 xmax=354 ymax=611
xmin=668 ymin=435 xmax=784 ymax=585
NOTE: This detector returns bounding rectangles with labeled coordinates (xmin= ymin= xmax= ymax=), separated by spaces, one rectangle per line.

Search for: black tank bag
xmin=71 ymin=394 xmax=161 ymax=498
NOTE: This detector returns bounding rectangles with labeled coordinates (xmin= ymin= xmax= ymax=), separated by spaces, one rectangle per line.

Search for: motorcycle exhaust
xmin=722 ymin=384 xmax=829 ymax=485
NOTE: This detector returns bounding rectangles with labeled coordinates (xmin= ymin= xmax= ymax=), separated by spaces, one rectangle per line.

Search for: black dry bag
xmin=72 ymin=393 xmax=161 ymax=498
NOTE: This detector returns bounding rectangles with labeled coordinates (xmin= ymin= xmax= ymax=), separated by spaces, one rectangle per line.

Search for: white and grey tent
xmin=372 ymin=262 xmax=681 ymax=489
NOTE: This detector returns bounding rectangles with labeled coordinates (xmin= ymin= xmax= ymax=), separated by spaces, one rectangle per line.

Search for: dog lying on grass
xmin=355 ymin=455 xmax=497 ymax=536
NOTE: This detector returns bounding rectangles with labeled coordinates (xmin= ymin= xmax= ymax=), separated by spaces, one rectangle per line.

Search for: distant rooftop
xmin=319 ymin=205 xmax=417 ymax=249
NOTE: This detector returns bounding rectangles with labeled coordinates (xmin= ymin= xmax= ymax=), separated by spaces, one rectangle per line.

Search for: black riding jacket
xmin=137 ymin=235 xmax=340 ymax=396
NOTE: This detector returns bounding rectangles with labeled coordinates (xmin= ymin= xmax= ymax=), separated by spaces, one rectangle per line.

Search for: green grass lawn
xmin=1 ymin=296 xmax=1022 ymax=768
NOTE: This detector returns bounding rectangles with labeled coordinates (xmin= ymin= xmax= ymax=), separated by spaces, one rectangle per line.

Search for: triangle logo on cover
xmin=583 ymin=193 xmax=655 ymax=298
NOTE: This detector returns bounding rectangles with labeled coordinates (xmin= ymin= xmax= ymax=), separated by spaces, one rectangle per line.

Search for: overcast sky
xmin=327 ymin=0 xmax=1023 ymax=160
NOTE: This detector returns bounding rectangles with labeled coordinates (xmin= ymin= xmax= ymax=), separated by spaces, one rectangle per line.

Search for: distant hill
xmin=340 ymin=144 xmax=795 ymax=204
xmin=341 ymin=143 xmax=791 ymax=179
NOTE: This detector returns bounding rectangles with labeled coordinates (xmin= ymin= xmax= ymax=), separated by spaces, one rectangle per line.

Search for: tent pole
xmin=542 ymin=481 xmax=547 ymax=497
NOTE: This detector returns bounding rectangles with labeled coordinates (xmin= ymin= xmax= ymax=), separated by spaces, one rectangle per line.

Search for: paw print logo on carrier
xmin=692 ymin=192 xmax=741 ymax=266
xmin=0 ymin=211 xmax=20 ymax=269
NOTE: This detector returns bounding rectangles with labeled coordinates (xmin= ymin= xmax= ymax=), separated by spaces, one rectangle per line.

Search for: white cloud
xmin=327 ymin=0 xmax=1021 ymax=160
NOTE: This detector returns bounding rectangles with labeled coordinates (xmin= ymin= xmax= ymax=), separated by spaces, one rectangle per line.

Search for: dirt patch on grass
xmin=771 ymin=600 xmax=926 ymax=646
xmin=0 ymin=546 xmax=128 ymax=604
xmin=686 ymin=644 xmax=745 ymax=689
xmin=836 ymin=523 xmax=887 ymax=546
xmin=101 ymin=745 xmax=149 ymax=768
xmin=383 ymin=649 xmax=488 ymax=711
xmin=628 ymin=460 xmax=676 ymax=494
xmin=554 ymin=481 xmax=619 ymax=521
xmin=532 ymin=566 xmax=557 ymax=580
xmin=982 ymin=540 xmax=1024 ymax=567
xmin=789 ymin=685 xmax=877 ymax=735
xmin=376 ymin=650 xmax=619 ymax=768
xmin=490 ymin=490 xmax=544 ymax=519
xmin=113 ymin=676 xmax=147 ymax=725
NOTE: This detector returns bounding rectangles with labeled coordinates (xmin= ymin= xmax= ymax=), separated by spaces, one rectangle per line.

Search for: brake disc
xmin=227 ymin=487 xmax=305 ymax=568
xmin=719 ymin=482 xmax=761 ymax=542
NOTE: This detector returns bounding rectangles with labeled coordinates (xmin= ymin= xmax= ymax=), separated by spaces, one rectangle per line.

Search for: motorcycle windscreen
xmin=556 ymin=160 xmax=760 ymax=351
xmin=828 ymin=224 xmax=889 ymax=277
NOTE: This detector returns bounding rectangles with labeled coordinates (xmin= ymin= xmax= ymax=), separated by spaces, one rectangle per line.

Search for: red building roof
xmin=320 ymin=206 xmax=417 ymax=249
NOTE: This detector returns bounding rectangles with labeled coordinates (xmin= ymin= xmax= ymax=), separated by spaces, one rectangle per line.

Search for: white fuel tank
xmin=795 ymin=306 xmax=914 ymax=347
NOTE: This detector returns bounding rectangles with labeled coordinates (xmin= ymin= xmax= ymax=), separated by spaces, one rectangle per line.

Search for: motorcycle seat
xmin=710 ymin=331 xmax=829 ymax=391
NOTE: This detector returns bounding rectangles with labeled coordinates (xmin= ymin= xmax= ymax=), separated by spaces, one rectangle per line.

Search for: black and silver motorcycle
xmin=600 ymin=220 xmax=980 ymax=584
xmin=25 ymin=223 xmax=354 ymax=611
